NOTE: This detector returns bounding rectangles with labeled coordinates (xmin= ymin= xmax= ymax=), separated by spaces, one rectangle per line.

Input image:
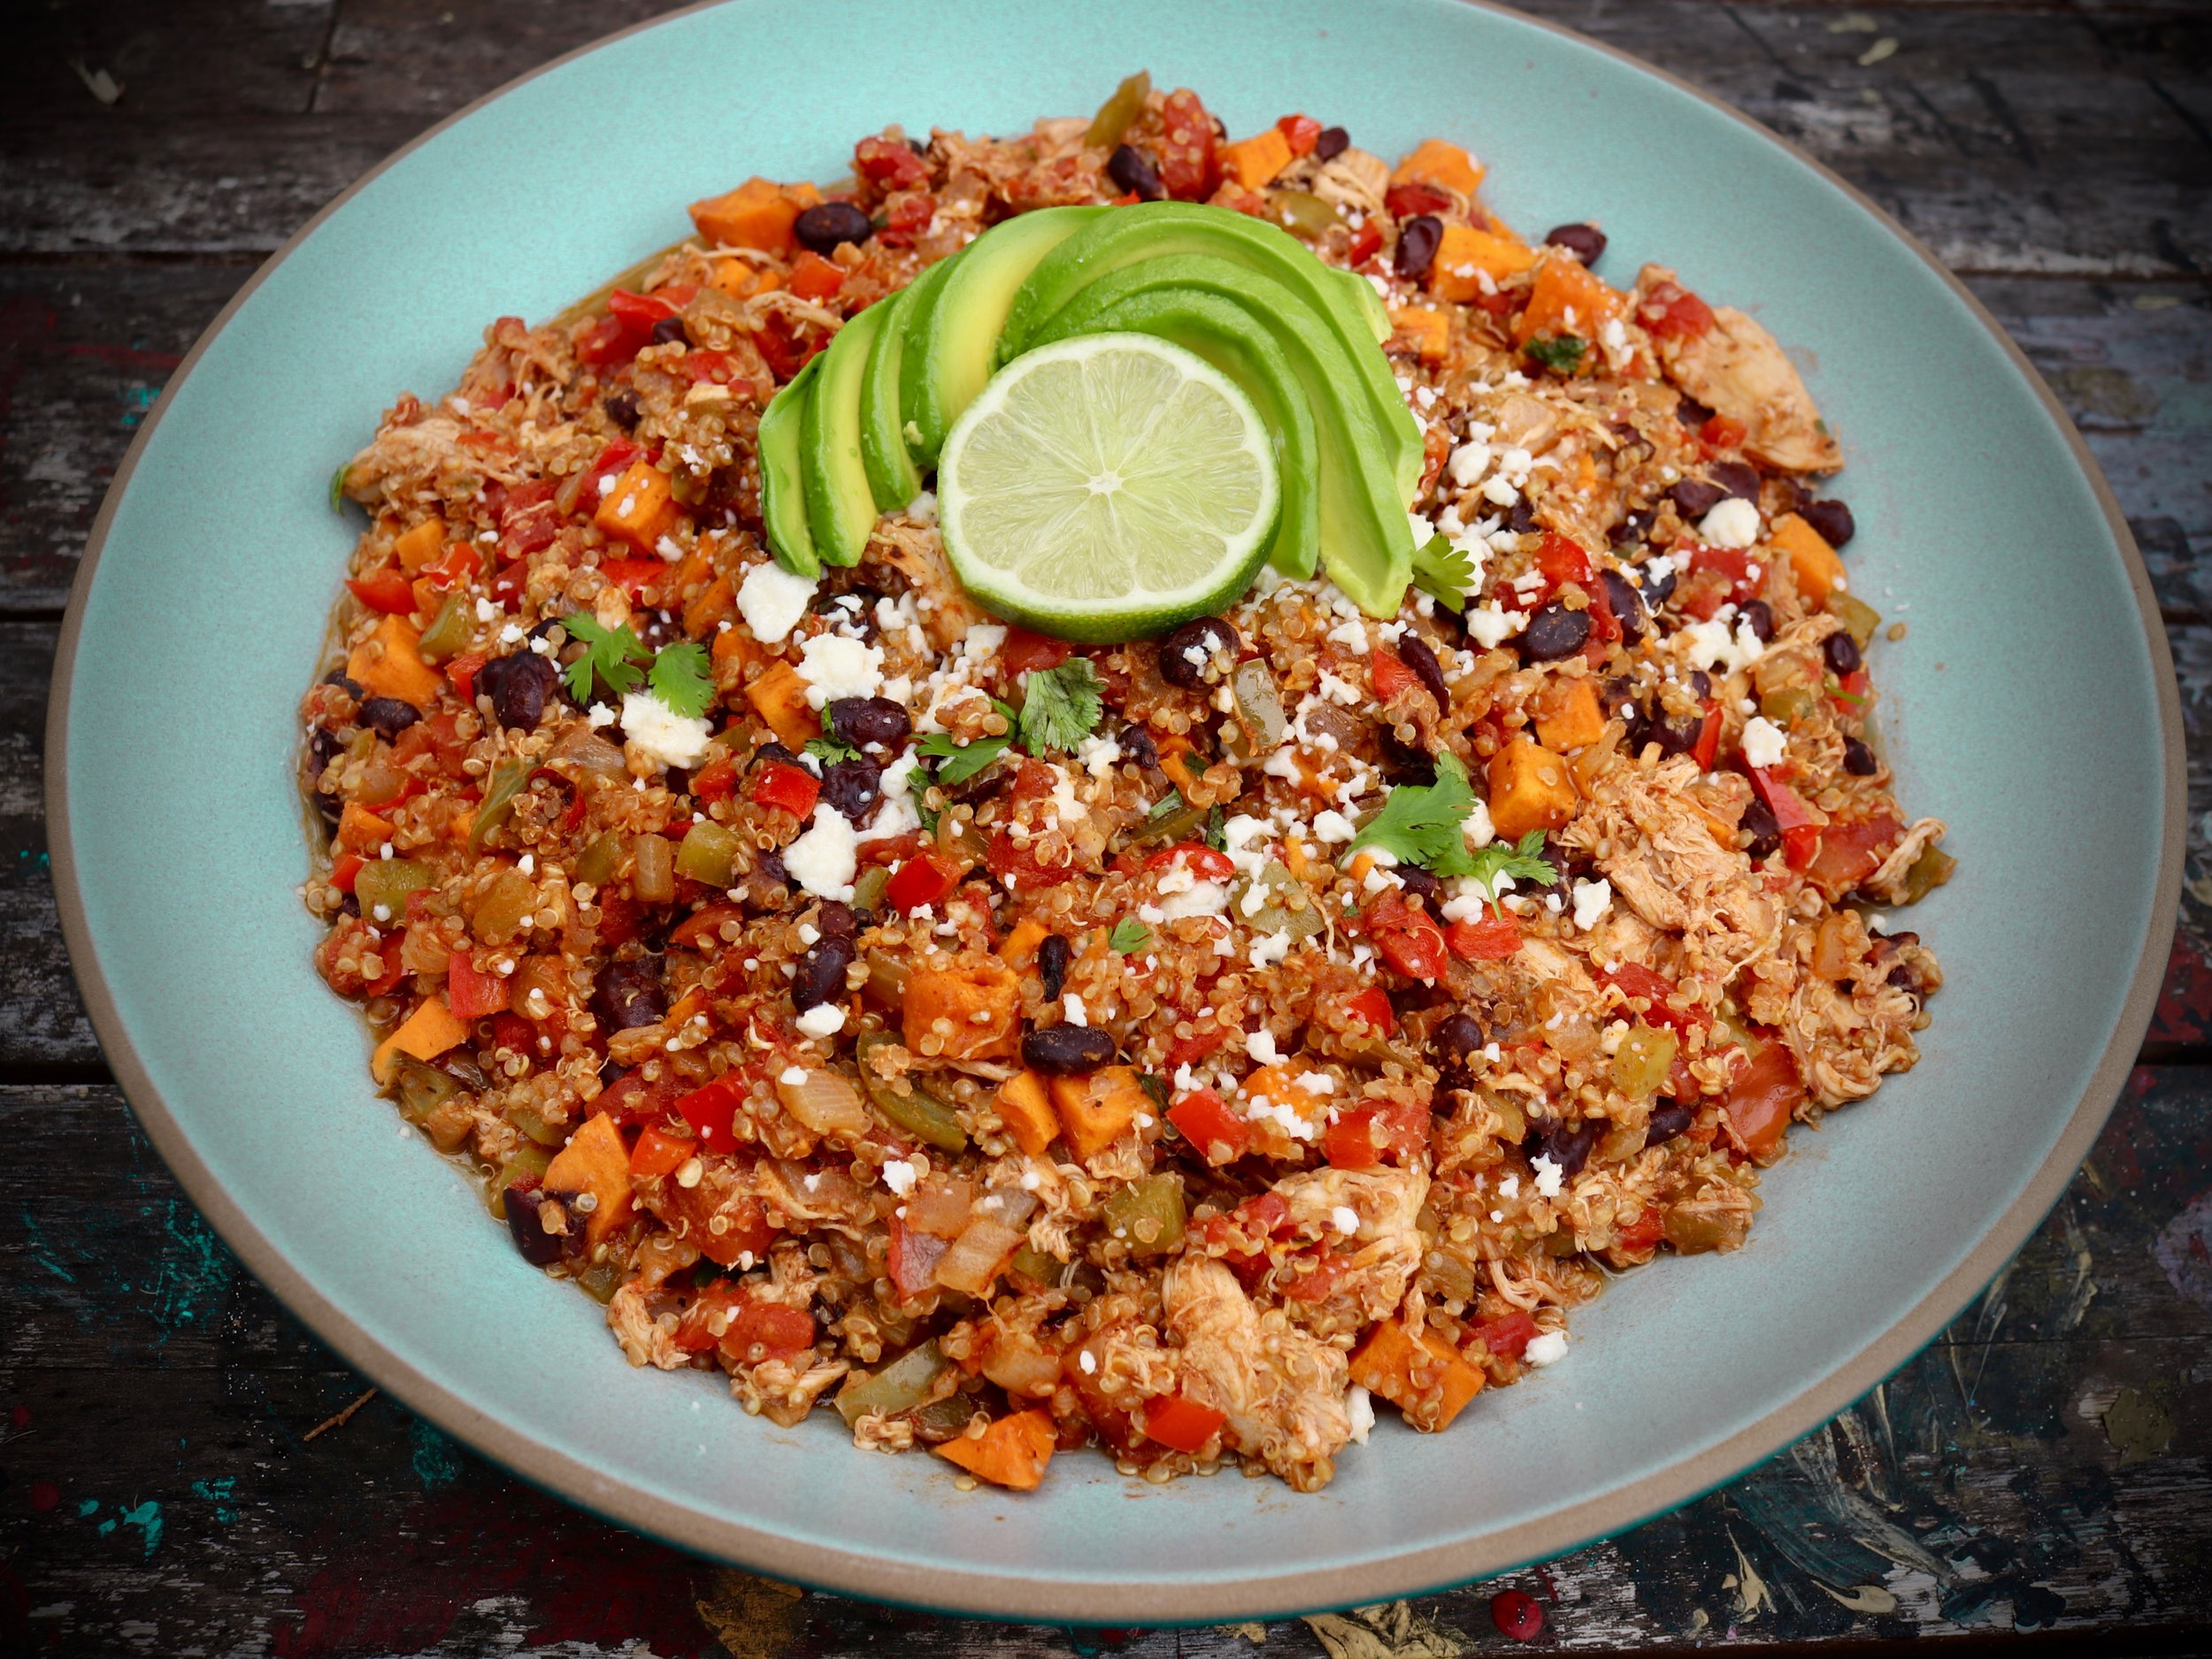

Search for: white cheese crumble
xmin=796 ymin=634 xmax=884 ymax=708
xmin=880 ymin=1158 xmax=918 ymax=1196
xmin=1680 ymin=617 xmax=1767 ymax=677
xmin=618 ymin=691 xmax=713 ymax=769
xmin=1312 ymin=810 xmax=1358 ymax=845
xmin=1463 ymin=604 xmax=1525 ymax=649
xmin=779 ymin=1065 xmax=810 ymax=1086
xmin=1697 ymin=496 xmax=1762 ymax=549
xmin=904 ymin=490 xmax=938 ymax=525
xmin=1331 ymin=1204 xmax=1361 ymax=1236
xmin=1248 ymin=931 xmax=1294 ymax=970
xmin=1064 ymin=994 xmax=1088 ymax=1027
xmin=1741 ymin=714 xmax=1788 ymax=770
xmin=1532 ymin=1155 xmax=1565 ymax=1199
xmin=783 ymin=810 xmax=858 ymax=900
xmin=1246 ymin=1028 xmax=1281 ymax=1065
xmin=733 ymin=561 xmax=816 ymax=643
xmin=1571 ymin=878 xmax=1614 ymax=932
xmin=795 ymin=1003 xmax=846 ymax=1038
xmin=1525 ymin=1331 xmax=1569 ymax=1368
xmin=1498 ymin=1174 xmax=1521 ymax=1200
xmin=1347 ymin=1384 xmax=1376 ymax=1445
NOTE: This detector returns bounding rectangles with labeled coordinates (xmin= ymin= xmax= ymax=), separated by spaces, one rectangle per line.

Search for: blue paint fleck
xmin=118 ymin=1501 xmax=162 ymax=1556
xmin=76 ymin=1499 xmax=98 ymax=1518
xmin=191 ymin=1477 xmax=237 ymax=1525
xmin=410 ymin=1420 xmax=461 ymax=1490
xmin=119 ymin=384 xmax=157 ymax=430
xmin=20 ymin=1212 xmax=78 ymax=1284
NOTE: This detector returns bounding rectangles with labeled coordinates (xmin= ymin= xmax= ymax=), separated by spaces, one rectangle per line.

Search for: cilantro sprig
xmin=1525 ymin=334 xmax=1586 ymax=375
xmin=917 ymin=696 xmax=1020 ymax=787
xmin=1410 ymin=534 xmax=1474 ymax=614
xmin=1345 ymin=753 xmax=1555 ymax=886
xmin=1459 ymin=830 xmax=1557 ymax=895
xmin=804 ymin=736 xmax=862 ymax=765
xmin=649 ymin=641 xmax=713 ymax=718
xmin=1016 ymin=659 xmax=1104 ymax=753
xmin=1109 ymin=918 xmax=1151 ymax=955
xmin=560 ymin=613 xmax=714 ymax=718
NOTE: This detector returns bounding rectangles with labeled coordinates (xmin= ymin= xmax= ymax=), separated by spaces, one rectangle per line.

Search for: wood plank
xmin=13 ymin=0 xmax=332 ymax=121
xmin=0 ymin=624 xmax=98 ymax=1071
xmin=0 ymin=1071 xmax=2205 ymax=1652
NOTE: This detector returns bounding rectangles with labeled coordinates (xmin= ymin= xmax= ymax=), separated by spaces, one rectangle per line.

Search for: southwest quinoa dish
xmin=301 ymin=76 xmax=1952 ymax=1494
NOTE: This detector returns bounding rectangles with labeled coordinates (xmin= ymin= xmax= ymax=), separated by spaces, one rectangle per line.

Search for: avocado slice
xmin=900 ymin=205 xmax=1107 ymax=465
xmin=1034 ymin=288 xmax=1321 ymax=580
xmin=1029 ymin=256 xmax=1412 ymax=615
xmin=757 ymin=352 xmax=826 ymax=577
xmin=801 ymin=302 xmax=889 ymax=567
xmin=1000 ymin=203 xmax=1421 ymax=504
xmin=858 ymin=260 xmax=950 ymax=511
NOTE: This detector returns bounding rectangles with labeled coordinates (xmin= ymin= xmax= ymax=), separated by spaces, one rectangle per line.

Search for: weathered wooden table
xmin=4 ymin=2 xmax=2208 ymax=1652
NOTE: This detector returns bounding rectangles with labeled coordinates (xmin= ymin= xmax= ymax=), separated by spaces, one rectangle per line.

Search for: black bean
xmin=1397 ymin=634 xmax=1451 ymax=706
xmin=1711 ymin=460 xmax=1761 ymax=502
xmin=811 ymin=585 xmax=886 ymax=634
xmin=503 ymin=1186 xmax=567 ymax=1265
xmin=1117 ymin=723 xmax=1159 ymax=770
xmin=1021 ymin=1025 xmax=1116 ymax=1074
xmin=1520 ymin=603 xmax=1590 ymax=662
xmin=1599 ymin=676 xmax=1636 ymax=718
xmin=826 ymin=696 xmax=911 ymax=749
xmin=1157 ymin=617 xmax=1236 ymax=687
xmin=1542 ymin=222 xmax=1607 ymax=265
xmin=1635 ymin=557 xmax=1678 ymax=609
xmin=1037 ymin=934 xmax=1072 ymax=1002
xmin=477 ymin=650 xmax=559 ymax=732
xmin=818 ymin=758 xmax=881 ymax=820
xmin=1675 ymin=394 xmax=1714 ymax=431
xmin=1644 ymin=1101 xmax=1694 ymax=1148
xmin=1537 ymin=1121 xmax=1598 ymax=1179
xmin=1394 ymin=214 xmax=1442 ymax=280
xmin=603 ymin=388 xmax=641 ymax=429
xmin=1313 ymin=125 xmax=1350 ymax=161
xmin=815 ymin=900 xmax=857 ymax=940
xmin=321 ymin=669 xmax=364 ymax=696
xmin=1669 ymin=478 xmax=1725 ymax=520
xmin=1800 ymin=497 xmax=1856 ymax=548
xmin=1609 ymin=505 xmax=1655 ymax=549
xmin=649 ymin=315 xmax=689 ymax=347
xmin=753 ymin=742 xmax=800 ymax=769
xmin=592 ymin=957 xmax=665 ymax=1033
xmin=1824 ymin=630 xmax=1863 ymax=676
xmin=1107 ymin=144 xmax=1165 ymax=201
xmin=1689 ymin=671 xmax=1712 ymax=700
xmin=792 ymin=934 xmax=855 ymax=1012
xmin=357 ymin=696 xmax=421 ymax=741
xmin=1843 ymin=736 xmax=1878 ymax=776
xmin=1598 ymin=570 xmax=1647 ymax=644
xmin=308 ymin=726 xmax=343 ymax=772
xmin=1740 ymin=599 xmax=1775 ymax=642
xmin=1508 ymin=496 xmax=1540 ymax=535
xmin=1740 ymin=795 xmax=1781 ymax=860
xmin=794 ymin=201 xmax=873 ymax=253
xmin=1397 ymin=867 xmax=1440 ymax=903
xmin=1435 ymin=1011 xmax=1486 ymax=1061
xmin=1376 ymin=723 xmax=1437 ymax=785
xmin=754 ymin=848 xmax=789 ymax=891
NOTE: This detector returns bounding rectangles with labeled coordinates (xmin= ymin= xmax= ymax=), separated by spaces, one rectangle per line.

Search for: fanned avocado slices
xmin=801 ymin=302 xmax=889 ymax=566
xmin=857 ymin=260 xmax=949 ymax=511
xmin=757 ymin=351 xmax=826 ymax=577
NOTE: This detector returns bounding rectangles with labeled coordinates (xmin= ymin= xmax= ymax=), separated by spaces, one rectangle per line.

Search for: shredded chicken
xmin=1164 ymin=1257 xmax=1352 ymax=1492
xmin=1641 ymin=266 xmax=1841 ymax=473
xmin=1273 ymin=1165 xmax=1431 ymax=1323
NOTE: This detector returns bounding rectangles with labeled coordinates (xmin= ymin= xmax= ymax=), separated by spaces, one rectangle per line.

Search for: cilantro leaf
xmin=804 ymin=736 xmax=862 ymax=765
xmin=1017 ymin=659 xmax=1104 ymax=754
xmin=1347 ymin=752 xmax=1489 ymax=875
xmin=918 ymin=730 xmax=1010 ymax=787
xmin=1146 ymin=789 xmax=1184 ymax=822
xmin=561 ymin=613 xmax=649 ymax=704
xmin=1458 ymin=829 xmax=1557 ymax=895
xmin=1525 ymin=334 xmax=1586 ymax=374
xmin=648 ymin=641 xmax=714 ymax=718
xmin=328 ymin=463 xmax=350 ymax=512
xmin=1410 ymin=533 xmax=1474 ymax=614
xmin=1109 ymin=918 xmax=1151 ymax=955
xmin=1203 ymin=804 xmax=1225 ymax=853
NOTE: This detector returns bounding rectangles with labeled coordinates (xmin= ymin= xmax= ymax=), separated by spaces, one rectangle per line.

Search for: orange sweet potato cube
xmin=743 ymin=660 xmax=821 ymax=749
xmin=1349 ymin=1317 xmax=1485 ymax=1431
xmin=903 ymin=962 xmax=1022 ymax=1061
xmin=1533 ymin=679 xmax=1606 ymax=752
xmin=1391 ymin=138 xmax=1485 ymax=196
xmin=1391 ymin=306 xmax=1450 ymax=363
xmin=1513 ymin=249 xmax=1621 ymax=349
xmin=594 ymin=459 xmax=679 ymax=553
xmin=347 ymin=614 xmax=444 ymax=706
xmin=1429 ymin=223 xmax=1536 ymax=303
xmin=542 ymin=1112 xmax=636 ymax=1248
xmin=1486 ymin=737 xmax=1577 ymax=841
xmin=932 ymin=1409 xmax=1056 ymax=1490
xmin=688 ymin=177 xmax=821 ymax=257
xmin=994 ymin=1069 xmax=1059 ymax=1156
xmin=1049 ymin=1065 xmax=1148 ymax=1161
xmin=1221 ymin=127 xmax=1294 ymax=190
xmin=1769 ymin=512 xmax=1847 ymax=605
xmin=393 ymin=516 xmax=448 ymax=574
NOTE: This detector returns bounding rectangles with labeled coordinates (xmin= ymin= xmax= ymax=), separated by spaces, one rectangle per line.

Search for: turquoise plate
xmin=48 ymin=0 xmax=2181 ymax=1622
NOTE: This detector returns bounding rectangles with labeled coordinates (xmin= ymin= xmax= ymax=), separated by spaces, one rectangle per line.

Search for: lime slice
xmin=937 ymin=334 xmax=1279 ymax=642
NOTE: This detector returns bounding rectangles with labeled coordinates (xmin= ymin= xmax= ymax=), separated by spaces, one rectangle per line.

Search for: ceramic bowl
xmin=50 ymin=0 xmax=2180 ymax=1622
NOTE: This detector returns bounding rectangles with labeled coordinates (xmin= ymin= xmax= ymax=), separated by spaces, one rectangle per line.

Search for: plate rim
xmin=42 ymin=0 xmax=2185 ymax=1623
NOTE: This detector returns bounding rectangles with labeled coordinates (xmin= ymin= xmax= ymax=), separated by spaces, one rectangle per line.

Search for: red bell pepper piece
xmin=1370 ymin=649 xmax=1416 ymax=702
xmin=876 ymin=190 xmax=936 ymax=248
xmin=1749 ymin=767 xmax=1822 ymax=869
xmin=785 ymin=251 xmax=846 ymax=302
xmin=1165 ymin=1025 xmax=1231 ymax=1070
xmin=1364 ymin=892 xmax=1448 ymax=983
xmin=1637 ymin=278 xmax=1714 ymax=341
xmin=1701 ymin=412 xmax=1748 ymax=450
xmin=445 ymin=949 xmax=510 ymax=1020
xmin=346 ymin=570 xmax=418 ymax=614
xmin=1000 ymin=626 xmax=1072 ymax=676
xmin=1323 ymin=1100 xmax=1430 ymax=1171
xmin=1691 ymin=704 xmax=1722 ymax=772
xmin=675 ymin=1074 xmax=749 ymax=1155
xmin=605 ymin=286 xmax=695 ymax=330
xmin=1830 ymin=667 xmax=1870 ymax=711
xmin=1167 ymin=1089 xmax=1251 ymax=1164
xmin=1599 ymin=961 xmax=1707 ymax=1034
xmin=1347 ymin=219 xmax=1385 ymax=265
xmin=597 ymin=557 xmax=666 ymax=601
xmin=330 ymin=854 xmax=365 ymax=894
xmin=1142 ymin=1393 xmax=1226 ymax=1454
xmin=749 ymin=760 xmax=820 ymax=818
xmin=1347 ymin=986 xmax=1395 ymax=1033
xmin=574 ymin=314 xmax=645 ymax=370
xmin=690 ymin=758 xmax=739 ymax=803
xmin=1612 ymin=1209 xmax=1665 ymax=1256
xmin=1384 ymin=180 xmax=1454 ymax=220
xmin=1474 ymin=1310 xmax=1537 ymax=1361
xmin=885 ymin=849 xmax=962 ymax=913
xmin=1719 ymin=1041 xmax=1803 ymax=1163
xmin=629 ymin=1125 xmax=695 ymax=1179
xmin=1276 ymin=113 xmax=1322 ymax=157
xmin=1145 ymin=842 xmax=1235 ymax=882
xmin=1447 ymin=912 xmax=1521 ymax=962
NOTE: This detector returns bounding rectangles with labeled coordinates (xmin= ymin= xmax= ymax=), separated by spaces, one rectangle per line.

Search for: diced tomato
xmin=1719 ymin=1041 xmax=1802 ymax=1163
xmin=1167 ymin=1088 xmax=1251 ymax=1164
xmin=1142 ymin=1393 xmax=1226 ymax=1454
xmin=1805 ymin=812 xmax=1903 ymax=892
xmin=1276 ymin=113 xmax=1322 ymax=157
xmin=330 ymin=854 xmax=365 ymax=894
xmin=346 ymin=568 xmax=418 ymax=614
xmin=1691 ymin=704 xmax=1721 ymax=772
xmin=1280 ymin=1246 xmax=1352 ymax=1303
xmin=1534 ymin=531 xmax=1593 ymax=595
xmin=420 ymin=540 xmax=479 ymax=595
xmin=691 ymin=758 xmax=739 ymax=802
xmin=1612 ymin=1209 xmax=1665 ymax=1256
xmin=1001 ymin=626 xmax=1072 ymax=676
xmin=1156 ymin=89 xmax=1219 ymax=202
xmin=750 ymin=312 xmax=825 ymax=382
xmin=1371 ymin=649 xmax=1417 ymax=702
xmin=876 ymin=190 xmax=936 ymax=248
xmin=888 ymin=1217 xmax=949 ymax=1299
xmin=1474 ymin=1310 xmax=1537 ymax=1361
xmin=1384 ymin=180 xmax=1454 ymax=220
xmin=1347 ymin=219 xmax=1385 ymax=265
xmin=785 ymin=251 xmax=845 ymax=302
xmin=489 ymin=1011 xmax=537 ymax=1055
xmin=489 ymin=563 xmax=528 ymax=611
xmin=575 ymin=314 xmax=647 ymax=369
xmin=1748 ymin=767 xmax=1822 ymax=870
xmin=684 ymin=348 xmax=752 ymax=389
xmin=1830 ymin=667 xmax=1870 ymax=712
xmin=670 ymin=902 xmax=745 ymax=953
xmin=1347 ymin=986 xmax=1395 ymax=1033
xmin=1365 ymin=892 xmax=1448 ymax=983
xmin=1145 ymin=842 xmax=1235 ymax=882
xmin=1064 ymin=1333 xmax=1143 ymax=1452
xmin=674 ymin=1285 xmax=815 ymax=1360
xmin=1638 ymin=279 xmax=1714 ymax=341
xmin=1667 ymin=1045 xmax=1704 ymax=1101
xmin=854 ymin=134 xmax=931 ymax=192
xmin=1323 ymin=1100 xmax=1430 ymax=1171
xmin=599 ymin=1068 xmax=690 ymax=1130
xmin=629 ymin=1125 xmax=695 ymax=1179
xmin=886 ymin=850 xmax=963 ymax=913
xmin=606 ymin=288 xmax=680 ymax=331
xmin=675 ymin=1074 xmax=749 ymax=1155
xmin=597 ymin=557 xmax=666 ymax=601
xmin=446 ymin=949 xmax=510 ymax=1020
xmin=986 ymin=821 xmax=1077 ymax=889
xmin=1700 ymin=413 xmax=1748 ymax=450
xmin=1600 ymin=962 xmax=1707 ymax=1033
xmin=749 ymin=760 xmax=820 ymax=818
xmin=1684 ymin=542 xmax=1759 ymax=604
xmin=1447 ymin=912 xmax=1522 ymax=961
xmin=497 ymin=479 xmax=563 ymax=563
xmin=1165 ymin=1025 xmax=1231 ymax=1070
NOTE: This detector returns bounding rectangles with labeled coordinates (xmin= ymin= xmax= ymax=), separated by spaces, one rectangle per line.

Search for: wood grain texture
xmin=5 ymin=0 xmax=2210 ymax=1651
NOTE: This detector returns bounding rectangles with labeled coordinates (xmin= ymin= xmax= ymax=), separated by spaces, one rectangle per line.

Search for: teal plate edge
xmin=44 ymin=0 xmax=2185 ymax=1625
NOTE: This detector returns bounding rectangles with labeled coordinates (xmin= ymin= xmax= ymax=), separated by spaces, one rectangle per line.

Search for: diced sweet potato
xmin=542 ymin=1111 xmax=635 ymax=1247
xmin=1429 ymin=223 xmax=1535 ymax=302
xmin=371 ymin=996 xmax=469 ymax=1085
xmin=683 ymin=573 xmax=735 ymax=638
xmin=1348 ymin=1317 xmax=1485 ymax=1432
xmin=1048 ymin=1065 xmax=1148 ymax=1162
xmin=1391 ymin=138 xmax=1485 ymax=196
xmin=393 ymin=516 xmax=448 ymax=574
xmin=1769 ymin=512 xmax=1847 ymax=604
xmin=1533 ymin=678 xmax=1606 ymax=752
xmin=336 ymin=801 xmax=396 ymax=855
xmin=1220 ymin=127 xmax=1294 ymax=190
xmin=347 ymin=615 xmax=444 ymax=706
xmin=1390 ymin=305 xmax=1449 ymax=363
xmin=687 ymin=177 xmax=820 ymax=257
xmin=997 ymin=918 xmax=1048 ymax=969
xmin=594 ymin=459 xmax=679 ymax=553
xmin=932 ymin=1409 xmax=1056 ymax=1490
xmin=743 ymin=661 xmax=821 ymax=749
xmin=904 ymin=962 xmax=1021 ymax=1061
xmin=1513 ymin=249 xmax=1621 ymax=348
xmin=1486 ymin=737 xmax=1577 ymax=841
xmin=993 ymin=1069 xmax=1058 ymax=1156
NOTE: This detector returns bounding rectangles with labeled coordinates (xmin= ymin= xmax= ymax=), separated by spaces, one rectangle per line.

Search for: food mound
xmin=300 ymin=77 xmax=1950 ymax=1494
